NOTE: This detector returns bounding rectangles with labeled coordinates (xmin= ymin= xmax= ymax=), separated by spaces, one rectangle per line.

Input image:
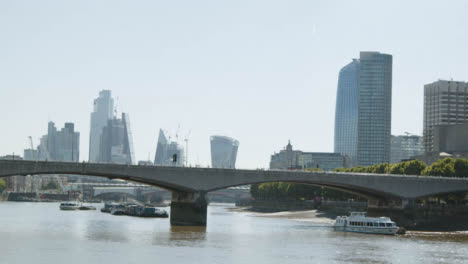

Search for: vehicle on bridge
xmin=334 ymin=212 xmax=399 ymax=235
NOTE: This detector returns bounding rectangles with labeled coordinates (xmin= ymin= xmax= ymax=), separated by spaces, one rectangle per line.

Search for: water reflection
xmin=85 ymin=220 xmax=130 ymax=243
xmin=1 ymin=202 xmax=468 ymax=264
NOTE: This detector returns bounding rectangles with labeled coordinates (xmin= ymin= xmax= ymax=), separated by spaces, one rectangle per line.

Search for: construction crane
xmin=184 ymin=130 xmax=191 ymax=167
xmin=28 ymin=136 xmax=35 ymax=160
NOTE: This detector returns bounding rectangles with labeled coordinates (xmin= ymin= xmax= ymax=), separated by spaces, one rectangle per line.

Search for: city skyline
xmin=2 ymin=1 xmax=468 ymax=168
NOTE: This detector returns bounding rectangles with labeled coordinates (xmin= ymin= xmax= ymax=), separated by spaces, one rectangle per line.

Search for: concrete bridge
xmin=1 ymin=160 xmax=468 ymax=226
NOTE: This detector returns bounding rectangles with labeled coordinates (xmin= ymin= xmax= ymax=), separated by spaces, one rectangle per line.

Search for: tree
xmin=403 ymin=160 xmax=427 ymax=175
xmin=0 ymin=179 xmax=5 ymax=191
xmin=250 ymin=184 xmax=259 ymax=198
xmin=422 ymin=158 xmax=455 ymax=177
xmin=454 ymin=158 xmax=468 ymax=178
xmin=388 ymin=163 xmax=405 ymax=174
xmin=42 ymin=180 xmax=59 ymax=190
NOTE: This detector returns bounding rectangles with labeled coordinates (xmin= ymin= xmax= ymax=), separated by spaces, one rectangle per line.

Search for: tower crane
xmin=28 ymin=136 xmax=35 ymax=160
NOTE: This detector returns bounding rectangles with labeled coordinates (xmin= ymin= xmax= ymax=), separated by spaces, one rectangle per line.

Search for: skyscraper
xmin=356 ymin=52 xmax=392 ymax=166
xmin=334 ymin=59 xmax=359 ymax=165
xmin=423 ymin=80 xmax=468 ymax=153
xmin=98 ymin=113 xmax=135 ymax=164
xmin=24 ymin=121 xmax=80 ymax=162
xmin=154 ymin=129 xmax=184 ymax=166
xmin=210 ymin=135 xmax=239 ymax=169
xmin=89 ymin=90 xmax=114 ymax=162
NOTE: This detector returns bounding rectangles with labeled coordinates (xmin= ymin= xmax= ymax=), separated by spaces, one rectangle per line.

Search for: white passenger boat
xmin=59 ymin=202 xmax=80 ymax=210
xmin=334 ymin=212 xmax=399 ymax=235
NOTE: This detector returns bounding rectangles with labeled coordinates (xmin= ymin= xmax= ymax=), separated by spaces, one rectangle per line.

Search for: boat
xmin=78 ymin=205 xmax=96 ymax=210
xmin=334 ymin=212 xmax=399 ymax=235
xmin=110 ymin=204 xmax=127 ymax=215
xmin=59 ymin=202 xmax=80 ymax=210
xmin=101 ymin=202 xmax=119 ymax=213
xmin=138 ymin=207 xmax=168 ymax=218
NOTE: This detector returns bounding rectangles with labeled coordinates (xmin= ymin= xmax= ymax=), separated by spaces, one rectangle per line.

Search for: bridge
xmin=1 ymin=160 xmax=468 ymax=226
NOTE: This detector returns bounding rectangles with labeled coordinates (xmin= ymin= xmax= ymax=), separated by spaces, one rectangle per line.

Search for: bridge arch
xmin=1 ymin=160 xmax=468 ymax=200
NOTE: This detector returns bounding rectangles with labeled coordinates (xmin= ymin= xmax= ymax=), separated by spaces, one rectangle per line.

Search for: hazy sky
xmin=1 ymin=0 xmax=468 ymax=169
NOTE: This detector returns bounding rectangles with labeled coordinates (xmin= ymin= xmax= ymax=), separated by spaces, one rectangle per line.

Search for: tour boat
xmin=334 ymin=212 xmax=399 ymax=235
xmin=59 ymin=202 xmax=80 ymax=210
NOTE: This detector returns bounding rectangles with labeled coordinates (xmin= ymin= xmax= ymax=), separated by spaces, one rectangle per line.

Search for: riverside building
xmin=390 ymin=135 xmax=423 ymax=163
xmin=423 ymin=80 xmax=468 ymax=153
xmin=270 ymin=141 xmax=348 ymax=171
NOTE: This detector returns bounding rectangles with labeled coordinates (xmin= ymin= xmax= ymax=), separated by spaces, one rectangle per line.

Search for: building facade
xmin=154 ymin=129 xmax=184 ymax=166
xmin=334 ymin=59 xmax=359 ymax=165
xmin=210 ymin=135 xmax=239 ymax=169
xmin=356 ymin=52 xmax=393 ymax=166
xmin=98 ymin=113 xmax=135 ymax=165
xmin=27 ymin=122 xmax=80 ymax=162
xmin=423 ymin=80 xmax=468 ymax=153
xmin=270 ymin=141 xmax=348 ymax=171
xmin=89 ymin=90 xmax=114 ymax=162
xmin=390 ymin=135 xmax=423 ymax=163
xmin=433 ymin=123 xmax=468 ymax=154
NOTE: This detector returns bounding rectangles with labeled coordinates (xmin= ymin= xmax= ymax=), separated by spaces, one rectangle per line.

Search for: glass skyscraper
xmin=98 ymin=113 xmax=135 ymax=165
xmin=89 ymin=90 xmax=114 ymax=162
xmin=154 ymin=129 xmax=185 ymax=167
xmin=210 ymin=136 xmax=239 ymax=169
xmin=334 ymin=59 xmax=359 ymax=165
xmin=356 ymin=52 xmax=393 ymax=166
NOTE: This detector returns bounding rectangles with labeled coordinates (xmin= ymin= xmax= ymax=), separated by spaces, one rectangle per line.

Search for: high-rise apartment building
xmin=98 ymin=113 xmax=135 ymax=164
xmin=423 ymin=80 xmax=468 ymax=153
xmin=154 ymin=129 xmax=184 ymax=166
xmin=356 ymin=52 xmax=393 ymax=166
xmin=334 ymin=59 xmax=359 ymax=165
xmin=390 ymin=135 xmax=423 ymax=163
xmin=210 ymin=136 xmax=239 ymax=169
xmin=89 ymin=90 xmax=114 ymax=162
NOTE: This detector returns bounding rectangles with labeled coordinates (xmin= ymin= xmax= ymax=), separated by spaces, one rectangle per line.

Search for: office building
xmin=89 ymin=90 xmax=114 ymax=162
xmin=423 ymin=80 xmax=468 ymax=153
xmin=356 ymin=52 xmax=393 ymax=166
xmin=154 ymin=129 xmax=184 ymax=166
xmin=334 ymin=59 xmax=359 ymax=165
xmin=270 ymin=141 xmax=348 ymax=171
xmin=390 ymin=135 xmax=423 ymax=163
xmin=98 ymin=113 xmax=135 ymax=164
xmin=26 ymin=122 xmax=80 ymax=162
xmin=210 ymin=135 xmax=239 ymax=168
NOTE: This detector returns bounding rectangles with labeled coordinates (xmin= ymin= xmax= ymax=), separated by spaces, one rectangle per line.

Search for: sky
xmin=1 ymin=0 xmax=468 ymax=169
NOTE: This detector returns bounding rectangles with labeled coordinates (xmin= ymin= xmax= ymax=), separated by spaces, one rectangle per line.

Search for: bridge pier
xmin=170 ymin=191 xmax=207 ymax=226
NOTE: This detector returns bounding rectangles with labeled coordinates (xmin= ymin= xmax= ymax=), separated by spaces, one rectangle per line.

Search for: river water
xmin=0 ymin=202 xmax=467 ymax=264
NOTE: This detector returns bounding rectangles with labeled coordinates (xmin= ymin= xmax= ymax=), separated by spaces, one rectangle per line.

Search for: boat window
xmin=379 ymin=223 xmax=385 ymax=227
xmin=367 ymin=222 xmax=371 ymax=226
xmin=386 ymin=223 xmax=392 ymax=227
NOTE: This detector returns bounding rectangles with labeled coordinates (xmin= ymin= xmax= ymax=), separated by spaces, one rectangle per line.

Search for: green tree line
xmin=334 ymin=158 xmax=468 ymax=178
xmin=0 ymin=179 xmax=5 ymax=192
xmin=251 ymin=158 xmax=468 ymax=201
